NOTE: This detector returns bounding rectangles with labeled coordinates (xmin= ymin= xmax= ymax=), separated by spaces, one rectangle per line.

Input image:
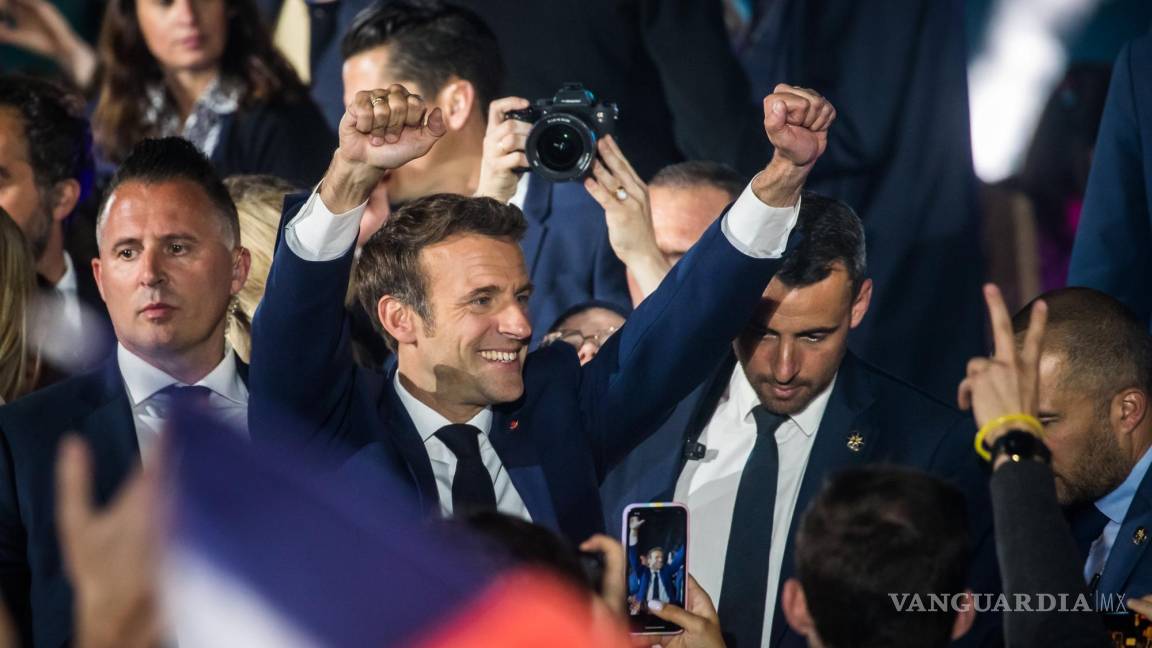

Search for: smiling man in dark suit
xmin=249 ymin=80 xmax=834 ymax=545
xmin=601 ymin=193 xmax=999 ymax=648
xmin=0 ymin=137 xmax=252 ymax=647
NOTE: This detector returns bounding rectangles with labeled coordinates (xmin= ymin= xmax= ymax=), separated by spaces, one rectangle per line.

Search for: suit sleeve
xmin=248 ymin=196 xmax=362 ymax=455
xmin=637 ymin=0 xmax=769 ymax=178
xmin=991 ymin=461 xmax=1110 ymax=648
xmin=1068 ymin=40 xmax=1152 ymax=323
xmin=582 ymin=208 xmax=787 ymax=474
xmin=0 ymin=420 xmax=31 ymax=643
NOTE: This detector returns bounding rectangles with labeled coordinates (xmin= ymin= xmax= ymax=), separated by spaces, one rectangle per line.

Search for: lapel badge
xmin=508 ymin=419 xmax=519 ymax=431
xmin=846 ymin=433 xmax=864 ymax=453
xmin=1135 ymin=527 xmax=1148 ymax=545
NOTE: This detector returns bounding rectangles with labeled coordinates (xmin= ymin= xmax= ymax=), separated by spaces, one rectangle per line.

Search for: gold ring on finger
xmin=370 ymin=96 xmax=386 ymax=106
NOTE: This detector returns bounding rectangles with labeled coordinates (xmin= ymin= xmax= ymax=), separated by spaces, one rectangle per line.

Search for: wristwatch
xmin=991 ymin=429 xmax=1051 ymax=464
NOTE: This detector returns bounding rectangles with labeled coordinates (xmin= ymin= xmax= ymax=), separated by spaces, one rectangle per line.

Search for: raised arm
xmin=248 ymin=86 xmax=444 ymax=450
xmin=587 ymin=85 xmax=834 ymax=471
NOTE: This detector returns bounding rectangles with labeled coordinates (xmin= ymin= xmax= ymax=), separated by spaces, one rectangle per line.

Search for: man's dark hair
xmin=453 ymin=512 xmax=595 ymax=594
xmin=547 ymin=299 xmax=630 ymax=335
xmin=342 ymin=0 xmax=504 ymax=111
xmin=96 ymin=137 xmax=239 ymax=248
xmin=777 ymin=192 xmax=866 ymax=295
xmin=649 ymin=160 xmax=746 ymax=200
xmin=355 ymin=193 xmax=527 ymax=349
xmin=796 ymin=467 xmax=969 ymax=648
xmin=1014 ymin=287 xmax=1152 ymax=398
xmin=0 ymin=75 xmax=93 ymax=200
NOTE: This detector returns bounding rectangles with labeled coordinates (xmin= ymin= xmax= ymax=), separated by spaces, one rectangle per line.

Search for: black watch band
xmin=991 ymin=429 xmax=1051 ymax=464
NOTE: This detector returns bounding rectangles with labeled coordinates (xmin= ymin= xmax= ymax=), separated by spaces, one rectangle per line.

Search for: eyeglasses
xmin=541 ymin=326 xmax=619 ymax=350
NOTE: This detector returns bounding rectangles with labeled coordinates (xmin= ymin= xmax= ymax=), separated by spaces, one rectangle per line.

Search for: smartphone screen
xmin=623 ymin=502 xmax=688 ymax=635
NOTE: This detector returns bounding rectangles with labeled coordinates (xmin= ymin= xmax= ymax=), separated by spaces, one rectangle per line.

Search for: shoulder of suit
xmin=0 ymin=367 xmax=114 ymax=436
xmin=852 ymin=355 xmax=967 ymax=424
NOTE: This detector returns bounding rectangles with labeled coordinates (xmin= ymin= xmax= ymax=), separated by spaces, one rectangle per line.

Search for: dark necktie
xmin=434 ymin=424 xmax=498 ymax=516
xmin=159 ymin=385 xmax=214 ymax=411
xmin=719 ymin=405 xmax=788 ymax=648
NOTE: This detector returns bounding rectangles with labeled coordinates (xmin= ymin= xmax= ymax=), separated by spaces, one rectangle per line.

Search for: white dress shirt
xmin=508 ymin=172 xmax=531 ymax=209
xmin=117 ymin=344 xmax=249 ymax=463
xmin=675 ymin=365 xmax=836 ymax=644
xmin=32 ymin=251 xmax=106 ymax=372
xmin=393 ymin=374 xmax=531 ymax=520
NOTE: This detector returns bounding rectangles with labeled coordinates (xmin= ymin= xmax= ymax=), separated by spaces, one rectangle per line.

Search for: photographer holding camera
xmin=341 ymin=2 xmax=633 ymax=342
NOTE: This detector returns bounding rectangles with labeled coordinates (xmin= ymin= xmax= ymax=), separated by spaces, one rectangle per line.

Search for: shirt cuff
xmin=720 ymin=174 xmax=802 ymax=259
xmin=284 ymin=188 xmax=366 ymax=262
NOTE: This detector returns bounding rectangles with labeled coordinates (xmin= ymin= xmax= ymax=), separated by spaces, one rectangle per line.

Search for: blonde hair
xmin=0 ymin=210 xmax=40 ymax=402
xmin=223 ymin=175 xmax=298 ymax=363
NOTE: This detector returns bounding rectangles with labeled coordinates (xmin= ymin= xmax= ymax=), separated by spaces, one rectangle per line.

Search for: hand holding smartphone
xmin=623 ymin=502 xmax=689 ymax=635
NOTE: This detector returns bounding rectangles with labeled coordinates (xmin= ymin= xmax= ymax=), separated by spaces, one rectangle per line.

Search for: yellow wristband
xmin=974 ymin=414 xmax=1044 ymax=461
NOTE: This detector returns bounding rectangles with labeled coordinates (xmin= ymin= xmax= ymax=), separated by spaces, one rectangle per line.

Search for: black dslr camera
xmin=505 ymin=83 xmax=619 ymax=182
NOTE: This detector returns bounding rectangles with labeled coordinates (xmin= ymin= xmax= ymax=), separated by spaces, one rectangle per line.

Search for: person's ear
xmin=1114 ymin=388 xmax=1149 ymax=440
xmin=849 ymin=278 xmax=872 ymax=328
xmin=437 ymin=78 xmax=477 ymax=131
xmin=230 ymin=246 xmax=251 ymax=295
xmin=951 ymin=590 xmax=975 ymax=640
xmin=49 ymin=179 xmax=82 ymax=223
xmin=378 ymin=295 xmax=419 ymax=345
xmin=781 ymin=578 xmax=819 ymax=639
xmin=91 ymin=258 xmax=105 ymax=303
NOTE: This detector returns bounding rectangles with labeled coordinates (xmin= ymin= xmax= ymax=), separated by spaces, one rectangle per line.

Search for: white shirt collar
xmin=507 ymin=173 xmax=532 ymax=210
xmin=54 ymin=251 xmax=78 ymax=293
xmin=393 ymin=372 xmax=493 ymax=442
xmin=117 ymin=343 xmax=247 ymax=407
xmin=730 ymin=364 xmax=837 ymax=438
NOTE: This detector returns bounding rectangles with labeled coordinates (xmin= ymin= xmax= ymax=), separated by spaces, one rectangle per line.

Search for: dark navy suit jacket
xmin=1068 ymin=35 xmax=1152 ymax=326
xmin=1089 ymin=461 xmax=1152 ymax=602
xmin=520 ymin=173 xmax=631 ymax=343
xmin=249 ymin=196 xmax=793 ymax=544
xmin=0 ymin=359 xmax=247 ymax=648
xmin=601 ymin=351 xmax=1001 ymax=648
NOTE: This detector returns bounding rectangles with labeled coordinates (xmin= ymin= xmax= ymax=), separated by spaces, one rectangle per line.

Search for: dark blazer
xmin=991 ymin=461 xmax=1109 ymax=648
xmin=1087 ymin=460 xmax=1152 ymax=602
xmin=520 ymin=174 xmax=631 ymax=343
xmin=249 ymin=197 xmax=794 ymax=544
xmin=0 ymin=358 xmax=249 ymax=648
xmin=1068 ymin=35 xmax=1152 ymax=326
xmin=740 ymin=0 xmax=985 ymax=401
xmin=0 ymin=363 xmax=137 ymax=648
xmin=212 ymin=97 xmax=337 ymax=188
xmin=601 ymin=351 xmax=1000 ymax=648
xmin=255 ymin=0 xmax=767 ymax=179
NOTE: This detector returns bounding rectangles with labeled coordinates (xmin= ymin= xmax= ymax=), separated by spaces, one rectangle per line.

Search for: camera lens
xmin=537 ymin=123 xmax=583 ymax=171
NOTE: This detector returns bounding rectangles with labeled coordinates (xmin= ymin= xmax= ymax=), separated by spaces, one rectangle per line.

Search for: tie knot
xmin=435 ymin=424 xmax=484 ymax=459
xmin=751 ymin=405 xmax=788 ymax=438
xmin=159 ymin=385 xmax=214 ymax=409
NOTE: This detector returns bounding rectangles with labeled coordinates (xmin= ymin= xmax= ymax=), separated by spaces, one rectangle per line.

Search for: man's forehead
xmin=0 ymin=108 xmax=30 ymax=161
xmin=422 ymin=235 xmax=527 ymax=285
xmin=754 ymin=270 xmax=852 ymax=324
xmin=102 ymin=180 xmax=218 ymax=233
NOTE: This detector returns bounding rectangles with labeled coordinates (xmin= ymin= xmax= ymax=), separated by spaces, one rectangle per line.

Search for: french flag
xmin=161 ymin=409 xmax=629 ymax=647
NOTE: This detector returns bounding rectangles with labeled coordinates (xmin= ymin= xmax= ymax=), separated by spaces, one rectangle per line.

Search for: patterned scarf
xmin=143 ymin=77 xmax=241 ymax=158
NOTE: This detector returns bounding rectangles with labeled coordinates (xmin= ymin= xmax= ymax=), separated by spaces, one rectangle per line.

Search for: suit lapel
xmin=379 ymin=380 xmax=440 ymax=515
xmin=519 ymin=174 xmax=553 ymax=277
xmin=770 ymin=353 xmax=877 ymax=646
xmin=489 ymin=406 xmax=560 ymax=531
xmin=1099 ymin=466 xmax=1152 ymax=596
xmin=79 ymin=362 xmax=140 ymax=506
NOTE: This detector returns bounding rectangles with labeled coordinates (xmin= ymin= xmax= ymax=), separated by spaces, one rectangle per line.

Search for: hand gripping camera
xmin=505 ymin=83 xmax=619 ymax=182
